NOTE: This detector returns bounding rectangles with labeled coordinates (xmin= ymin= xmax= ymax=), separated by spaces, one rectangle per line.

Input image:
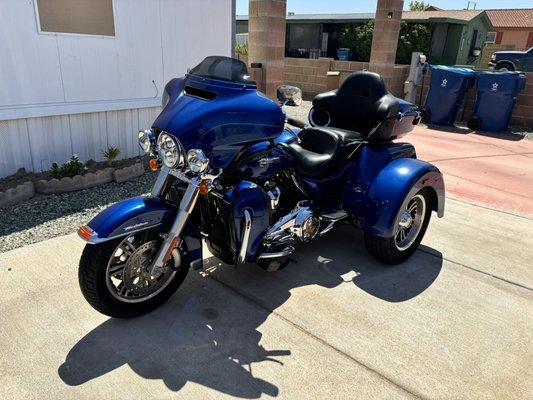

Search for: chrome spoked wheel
xmin=106 ymin=233 xmax=179 ymax=303
xmin=395 ymin=194 xmax=427 ymax=251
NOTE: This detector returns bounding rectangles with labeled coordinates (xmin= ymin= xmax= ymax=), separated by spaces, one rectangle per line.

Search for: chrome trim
xmin=168 ymin=168 xmax=191 ymax=183
xmin=258 ymin=246 xmax=294 ymax=259
xmin=237 ymin=209 xmax=252 ymax=264
xmin=151 ymin=166 xmax=171 ymax=196
xmin=79 ymin=223 xmax=162 ymax=245
xmin=150 ymin=177 xmax=201 ymax=273
xmin=259 ymin=157 xmax=280 ymax=167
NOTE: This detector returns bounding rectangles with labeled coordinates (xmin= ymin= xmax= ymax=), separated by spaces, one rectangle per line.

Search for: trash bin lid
xmin=429 ymin=64 xmax=476 ymax=77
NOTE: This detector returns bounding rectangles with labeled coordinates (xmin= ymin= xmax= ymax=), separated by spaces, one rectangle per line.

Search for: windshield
xmin=189 ymin=56 xmax=255 ymax=84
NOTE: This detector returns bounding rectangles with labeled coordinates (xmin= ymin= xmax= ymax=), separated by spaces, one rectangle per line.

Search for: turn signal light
xmin=199 ymin=181 xmax=210 ymax=195
xmin=148 ymin=159 xmax=159 ymax=171
xmin=78 ymin=225 xmax=94 ymax=241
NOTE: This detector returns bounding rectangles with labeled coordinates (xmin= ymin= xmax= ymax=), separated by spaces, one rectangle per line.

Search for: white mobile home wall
xmin=0 ymin=0 xmax=234 ymax=178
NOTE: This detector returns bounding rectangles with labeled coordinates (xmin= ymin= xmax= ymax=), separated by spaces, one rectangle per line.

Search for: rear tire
xmin=79 ymin=233 xmax=190 ymax=318
xmin=494 ymin=62 xmax=514 ymax=72
xmin=364 ymin=189 xmax=432 ymax=265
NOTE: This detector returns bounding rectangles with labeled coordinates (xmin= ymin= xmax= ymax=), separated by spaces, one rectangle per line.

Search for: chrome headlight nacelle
xmin=157 ymin=133 xmax=186 ymax=169
xmin=138 ymin=129 xmax=154 ymax=153
xmin=187 ymin=149 xmax=209 ymax=174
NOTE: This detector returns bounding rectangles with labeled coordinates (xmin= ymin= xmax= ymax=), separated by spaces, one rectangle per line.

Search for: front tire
xmin=78 ymin=231 xmax=190 ymax=318
xmin=364 ymin=189 xmax=432 ymax=265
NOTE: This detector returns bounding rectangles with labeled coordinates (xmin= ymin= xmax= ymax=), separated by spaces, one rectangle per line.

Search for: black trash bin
xmin=423 ymin=65 xmax=476 ymax=126
xmin=467 ymin=71 xmax=526 ymax=132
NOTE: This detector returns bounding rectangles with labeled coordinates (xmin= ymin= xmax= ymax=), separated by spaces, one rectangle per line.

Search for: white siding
xmin=0 ymin=0 xmax=233 ymax=177
xmin=0 ymin=107 xmax=161 ymax=177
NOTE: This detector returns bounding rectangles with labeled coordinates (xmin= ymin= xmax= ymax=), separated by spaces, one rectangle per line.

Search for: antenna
xmin=466 ymin=1 xmax=476 ymax=10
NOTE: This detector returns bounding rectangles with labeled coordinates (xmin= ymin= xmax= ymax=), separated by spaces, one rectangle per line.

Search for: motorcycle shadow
xmin=58 ymin=226 xmax=442 ymax=397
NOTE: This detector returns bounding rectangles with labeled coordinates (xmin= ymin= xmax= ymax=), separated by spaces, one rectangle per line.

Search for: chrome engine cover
xmin=264 ymin=201 xmax=319 ymax=245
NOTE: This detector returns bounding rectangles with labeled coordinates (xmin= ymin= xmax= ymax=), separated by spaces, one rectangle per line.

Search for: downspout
xmin=231 ymin=0 xmax=236 ymax=57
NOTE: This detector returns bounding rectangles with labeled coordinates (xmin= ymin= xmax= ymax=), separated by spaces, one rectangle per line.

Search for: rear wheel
xmin=364 ymin=189 xmax=432 ymax=264
xmin=78 ymin=229 xmax=189 ymax=318
xmin=494 ymin=62 xmax=514 ymax=72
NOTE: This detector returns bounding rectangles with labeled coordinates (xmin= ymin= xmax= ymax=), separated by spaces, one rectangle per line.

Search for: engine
xmin=263 ymin=201 xmax=320 ymax=250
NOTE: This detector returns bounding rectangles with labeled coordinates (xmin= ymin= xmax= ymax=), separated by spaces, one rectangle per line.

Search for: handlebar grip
xmin=286 ymin=117 xmax=307 ymax=129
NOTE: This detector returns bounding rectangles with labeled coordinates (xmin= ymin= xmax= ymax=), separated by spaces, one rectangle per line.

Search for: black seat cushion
xmin=280 ymin=127 xmax=355 ymax=177
xmin=312 ymin=71 xmax=399 ymax=137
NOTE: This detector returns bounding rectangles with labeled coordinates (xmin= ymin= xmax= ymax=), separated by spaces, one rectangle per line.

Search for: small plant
xmin=235 ymin=42 xmax=248 ymax=56
xmin=102 ymin=146 xmax=121 ymax=167
xmin=51 ymin=155 xmax=86 ymax=178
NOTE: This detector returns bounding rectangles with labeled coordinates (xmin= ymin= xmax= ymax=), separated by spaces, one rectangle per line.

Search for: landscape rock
xmin=114 ymin=163 xmax=145 ymax=183
xmin=34 ymin=168 xmax=115 ymax=195
xmin=0 ymin=182 xmax=35 ymax=209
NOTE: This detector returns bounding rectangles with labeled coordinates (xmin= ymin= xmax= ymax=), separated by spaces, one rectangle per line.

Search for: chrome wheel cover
xmin=395 ymin=194 xmax=426 ymax=251
xmin=106 ymin=234 xmax=179 ymax=303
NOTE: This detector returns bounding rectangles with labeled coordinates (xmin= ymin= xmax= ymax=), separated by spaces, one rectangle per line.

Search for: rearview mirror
xmin=277 ymin=85 xmax=302 ymax=106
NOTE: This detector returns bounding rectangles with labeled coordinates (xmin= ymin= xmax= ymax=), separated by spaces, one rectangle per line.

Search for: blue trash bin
xmin=337 ymin=48 xmax=350 ymax=61
xmin=423 ymin=65 xmax=476 ymax=126
xmin=467 ymin=71 xmax=526 ymax=133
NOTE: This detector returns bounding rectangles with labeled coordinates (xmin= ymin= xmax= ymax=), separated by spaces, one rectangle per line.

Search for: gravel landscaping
xmin=0 ymin=171 xmax=157 ymax=253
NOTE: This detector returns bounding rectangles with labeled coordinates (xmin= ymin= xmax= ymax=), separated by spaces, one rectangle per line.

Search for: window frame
xmin=33 ymin=0 xmax=117 ymax=39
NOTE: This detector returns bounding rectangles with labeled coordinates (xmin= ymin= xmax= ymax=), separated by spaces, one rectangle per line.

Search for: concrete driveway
xmin=1 ymin=197 xmax=531 ymax=399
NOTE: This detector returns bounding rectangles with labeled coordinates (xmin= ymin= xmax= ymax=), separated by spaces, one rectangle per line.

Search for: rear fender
xmin=364 ymin=158 xmax=444 ymax=237
xmin=82 ymin=196 xmax=202 ymax=265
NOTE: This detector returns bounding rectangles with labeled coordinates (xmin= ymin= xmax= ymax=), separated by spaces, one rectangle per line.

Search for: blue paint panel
xmin=87 ymin=196 xmax=202 ymax=262
xmin=153 ymin=75 xmax=285 ymax=169
xmin=343 ymin=149 xmax=444 ymax=237
xmin=225 ymin=182 xmax=271 ymax=262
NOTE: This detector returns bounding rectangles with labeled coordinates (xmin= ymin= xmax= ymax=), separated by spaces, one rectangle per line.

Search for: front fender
xmin=365 ymin=158 xmax=444 ymax=237
xmin=81 ymin=196 xmax=202 ymax=265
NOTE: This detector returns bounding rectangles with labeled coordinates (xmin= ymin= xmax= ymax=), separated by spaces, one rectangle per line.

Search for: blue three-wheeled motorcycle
xmin=78 ymin=56 xmax=444 ymax=318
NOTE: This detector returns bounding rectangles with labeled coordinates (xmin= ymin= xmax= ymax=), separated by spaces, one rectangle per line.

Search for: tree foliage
xmin=409 ymin=1 xmax=429 ymax=11
xmin=339 ymin=20 xmax=431 ymax=65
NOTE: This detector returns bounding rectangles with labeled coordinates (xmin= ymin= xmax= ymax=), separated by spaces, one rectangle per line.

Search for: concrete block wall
xmin=284 ymin=58 xmax=409 ymax=98
xmin=284 ymin=58 xmax=332 ymax=95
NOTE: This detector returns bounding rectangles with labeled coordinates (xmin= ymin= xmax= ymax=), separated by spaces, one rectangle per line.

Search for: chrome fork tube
xmin=151 ymin=166 xmax=171 ymax=197
xmin=151 ymin=177 xmax=201 ymax=274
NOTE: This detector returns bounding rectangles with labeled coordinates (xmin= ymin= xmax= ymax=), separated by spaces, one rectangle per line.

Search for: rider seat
xmin=281 ymin=127 xmax=362 ymax=177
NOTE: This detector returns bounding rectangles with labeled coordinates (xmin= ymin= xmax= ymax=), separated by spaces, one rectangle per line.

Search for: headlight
xmin=491 ymin=54 xmax=496 ymax=61
xmin=157 ymin=133 xmax=184 ymax=168
xmin=187 ymin=149 xmax=209 ymax=174
xmin=138 ymin=130 xmax=152 ymax=153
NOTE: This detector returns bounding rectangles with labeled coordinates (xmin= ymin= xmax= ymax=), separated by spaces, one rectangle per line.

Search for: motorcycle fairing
xmin=85 ymin=196 xmax=202 ymax=264
xmin=152 ymin=74 xmax=285 ymax=169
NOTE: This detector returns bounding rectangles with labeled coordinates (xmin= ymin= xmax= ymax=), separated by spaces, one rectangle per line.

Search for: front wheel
xmin=364 ymin=189 xmax=432 ymax=265
xmin=78 ymin=230 xmax=189 ymax=318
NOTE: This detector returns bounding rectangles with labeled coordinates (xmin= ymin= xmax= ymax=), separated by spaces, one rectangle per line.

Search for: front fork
xmin=150 ymin=167 xmax=201 ymax=276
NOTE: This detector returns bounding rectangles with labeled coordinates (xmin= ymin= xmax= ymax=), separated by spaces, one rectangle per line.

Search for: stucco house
xmin=237 ymin=9 xmax=492 ymax=65
xmin=485 ymin=8 xmax=533 ymax=50
xmin=0 ymin=0 xmax=236 ymax=179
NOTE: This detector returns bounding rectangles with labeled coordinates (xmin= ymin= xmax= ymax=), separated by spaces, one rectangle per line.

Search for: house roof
xmin=237 ymin=10 xmax=487 ymax=25
xmin=485 ymin=9 xmax=533 ymax=28
xmin=236 ymin=13 xmax=375 ymax=23
xmin=402 ymin=10 xmax=485 ymax=23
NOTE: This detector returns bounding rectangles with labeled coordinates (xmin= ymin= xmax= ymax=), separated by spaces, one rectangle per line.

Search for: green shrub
xmin=102 ymin=146 xmax=120 ymax=167
xmin=51 ymin=155 xmax=86 ymax=178
xmin=339 ymin=20 xmax=430 ymax=65
xmin=235 ymin=42 xmax=248 ymax=56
